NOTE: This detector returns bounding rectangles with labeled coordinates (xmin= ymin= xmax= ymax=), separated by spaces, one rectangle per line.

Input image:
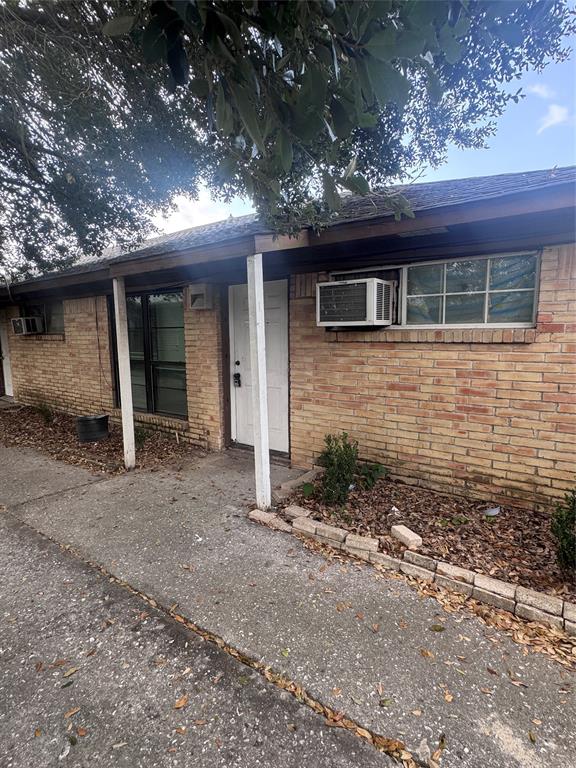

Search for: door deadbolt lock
xmin=233 ymin=372 xmax=241 ymax=387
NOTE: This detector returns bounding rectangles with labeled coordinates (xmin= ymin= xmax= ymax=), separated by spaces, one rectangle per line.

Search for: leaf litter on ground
xmin=291 ymin=476 xmax=575 ymax=601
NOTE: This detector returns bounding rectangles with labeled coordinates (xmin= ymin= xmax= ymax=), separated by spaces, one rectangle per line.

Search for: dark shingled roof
xmin=100 ymin=165 xmax=574 ymax=266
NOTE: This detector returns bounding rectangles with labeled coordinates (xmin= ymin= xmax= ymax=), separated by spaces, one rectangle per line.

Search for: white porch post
xmin=112 ymin=276 xmax=136 ymax=470
xmin=246 ymin=253 xmax=271 ymax=509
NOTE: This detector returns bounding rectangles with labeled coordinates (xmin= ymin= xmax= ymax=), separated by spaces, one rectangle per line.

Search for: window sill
xmin=111 ymin=409 xmax=188 ymax=426
xmin=328 ymin=327 xmax=539 ymax=344
xmin=19 ymin=333 xmax=65 ymax=341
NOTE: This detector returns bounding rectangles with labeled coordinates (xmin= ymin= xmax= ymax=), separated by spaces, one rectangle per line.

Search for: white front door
xmin=229 ymin=280 xmax=289 ymax=453
xmin=0 ymin=315 xmax=13 ymax=397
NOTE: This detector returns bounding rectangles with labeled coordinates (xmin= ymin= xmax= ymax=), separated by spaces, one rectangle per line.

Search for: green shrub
xmin=134 ymin=425 xmax=150 ymax=450
xmin=35 ymin=402 xmax=53 ymax=424
xmin=318 ymin=432 xmax=358 ymax=505
xmin=551 ymin=489 xmax=576 ymax=574
xmin=358 ymin=462 xmax=388 ymax=490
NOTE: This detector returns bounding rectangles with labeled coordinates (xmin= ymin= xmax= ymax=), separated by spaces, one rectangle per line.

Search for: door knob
xmin=233 ymin=372 xmax=241 ymax=387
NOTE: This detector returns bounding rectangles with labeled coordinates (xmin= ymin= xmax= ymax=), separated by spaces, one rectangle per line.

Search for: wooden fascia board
xmin=282 ymin=230 xmax=576 ymax=274
xmin=255 ymin=230 xmax=309 ymax=252
xmin=309 ymin=184 xmax=575 ymax=247
xmin=4 ymin=267 xmax=110 ymax=299
xmin=109 ymin=236 xmax=257 ymax=277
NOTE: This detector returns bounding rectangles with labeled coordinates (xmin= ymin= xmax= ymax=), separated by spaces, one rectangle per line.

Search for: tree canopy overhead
xmin=0 ymin=0 xmax=573 ymax=278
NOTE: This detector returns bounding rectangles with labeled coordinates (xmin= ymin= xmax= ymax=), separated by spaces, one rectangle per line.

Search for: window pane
xmin=130 ymin=360 xmax=147 ymax=410
xmin=127 ymin=297 xmax=144 ymax=357
xmin=149 ymin=293 xmax=185 ymax=363
xmin=490 ymin=254 xmax=537 ymax=291
xmin=445 ymin=293 xmax=485 ymax=324
xmin=153 ymin=366 xmax=187 ymax=417
xmin=488 ymin=291 xmax=534 ymax=323
xmin=407 ymin=264 xmax=443 ymax=295
xmin=149 ymin=293 xmax=183 ymax=327
xmin=406 ymin=295 xmax=442 ymax=324
xmin=46 ymin=302 xmax=64 ymax=333
xmin=446 ymin=260 xmax=486 ymax=294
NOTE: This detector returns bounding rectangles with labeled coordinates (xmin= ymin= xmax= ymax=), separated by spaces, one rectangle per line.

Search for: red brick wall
xmin=183 ymin=290 xmax=226 ymax=450
xmin=7 ymin=296 xmax=115 ymax=415
xmin=6 ymin=290 xmax=226 ymax=450
xmin=289 ymin=244 xmax=576 ymax=509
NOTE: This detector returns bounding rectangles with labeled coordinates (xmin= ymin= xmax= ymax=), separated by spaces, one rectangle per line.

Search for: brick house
xmin=1 ymin=167 xmax=574 ymax=510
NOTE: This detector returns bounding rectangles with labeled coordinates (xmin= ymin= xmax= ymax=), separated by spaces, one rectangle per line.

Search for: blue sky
xmin=155 ymin=36 xmax=575 ymax=233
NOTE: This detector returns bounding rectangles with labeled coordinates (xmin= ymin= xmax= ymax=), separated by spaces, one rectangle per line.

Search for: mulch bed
xmin=292 ymin=477 xmax=576 ymax=602
xmin=0 ymin=405 xmax=202 ymax=474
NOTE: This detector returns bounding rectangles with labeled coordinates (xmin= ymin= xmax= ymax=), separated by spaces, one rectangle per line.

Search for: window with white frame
xmin=401 ymin=252 xmax=539 ymax=327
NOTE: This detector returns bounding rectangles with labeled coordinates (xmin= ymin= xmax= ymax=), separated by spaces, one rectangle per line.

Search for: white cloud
xmin=526 ymin=83 xmax=555 ymax=100
xmin=537 ymin=104 xmax=571 ymax=134
xmin=152 ymin=187 xmax=253 ymax=234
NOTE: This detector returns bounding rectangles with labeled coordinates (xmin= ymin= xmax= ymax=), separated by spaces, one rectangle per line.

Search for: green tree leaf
xmin=277 ymin=130 xmax=293 ymax=173
xmin=364 ymin=56 xmax=410 ymax=109
xmin=340 ymin=173 xmax=370 ymax=195
xmin=363 ymin=26 xmax=396 ymax=61
xmin=438 ymin=22 xmax=463 ymax=65
xmin=142 ymin=17 xmax=166 ymax=63
xmin=102 ymin=15 xmax=135 ymax=37
xmin=215 ymin=82 xmax=234 ymax=135
xmin=229 ymin=82 xmax=266 ymax=153
xmin=322 ymin=171 xmax=341 ymax=211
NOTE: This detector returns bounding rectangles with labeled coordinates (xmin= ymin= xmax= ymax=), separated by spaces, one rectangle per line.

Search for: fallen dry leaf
xmin=289 ymin=465 xmax=575 ymax=603
xmin=528 ymin=730 xmax=537 ymax=744
xmin=420 ymin=648 xmax=435 ymax=659
xmin=63 ymin=667 xmax=78 ymax=678
xmin=64 ymin=707 xmax=80 ymax=719
xmin=175 ymin=727 xmax=186 ymax=735
xmin=532 ymin=718 xmax=542 ymax=726
xmin=444 ymin=691 xmax=454 ymax=703
xmin=331 ymin=687 xmax=342 ymax=697
xmin=76 ymin=727 xmax=87 ymax=737
xmin=411 ymin=709 xmax=422 ymax=717
xmin=194 ymin=719 xmax=207 ymax=726
xmin=34 ymin=728 xmax=42 ymax=738
xmin=174 ymin=694 xmax=189 ymax=710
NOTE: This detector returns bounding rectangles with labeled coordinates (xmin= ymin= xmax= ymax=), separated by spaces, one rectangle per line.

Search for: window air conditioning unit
xmin=316 ymin=278 xmax=395 ymax=327
xmin=11 ymin=316 xmax=44 ymax=335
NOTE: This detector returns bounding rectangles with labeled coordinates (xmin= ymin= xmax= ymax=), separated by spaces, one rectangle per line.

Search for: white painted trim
xmin=228 ymin=285 xmax=238 ymax=444
xmin=112 ymin=277 xmax=136 ymax=470
xmin=400 ymin=252 xmax=539 ymax=329
xmin=0 ymin=313 xmax=13 ymax=397
xmin=246 ymin=254 xmax=271 ymax=509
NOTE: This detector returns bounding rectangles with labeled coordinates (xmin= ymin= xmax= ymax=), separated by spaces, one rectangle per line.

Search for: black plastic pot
xmin=76 ymin=414 xmax=109 ymax=443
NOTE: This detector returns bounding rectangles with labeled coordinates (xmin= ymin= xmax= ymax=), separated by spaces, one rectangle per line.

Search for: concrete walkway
xmin=1 ymin=444 xmax=574 ymax=768
xmin=0 ymin=512 xmax=385 ymax=768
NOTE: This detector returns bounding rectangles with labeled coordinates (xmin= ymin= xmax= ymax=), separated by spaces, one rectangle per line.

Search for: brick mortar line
xmin=0 ymin=508 xmax=425 ymax=768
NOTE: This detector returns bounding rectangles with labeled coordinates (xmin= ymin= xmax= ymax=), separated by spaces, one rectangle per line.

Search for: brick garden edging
xmin=248 ymin=507 xmax=576 ymax=637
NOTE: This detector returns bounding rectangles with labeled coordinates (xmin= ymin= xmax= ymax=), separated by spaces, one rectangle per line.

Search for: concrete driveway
xmin=1 ymin=444 xmax=574 ymax=768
